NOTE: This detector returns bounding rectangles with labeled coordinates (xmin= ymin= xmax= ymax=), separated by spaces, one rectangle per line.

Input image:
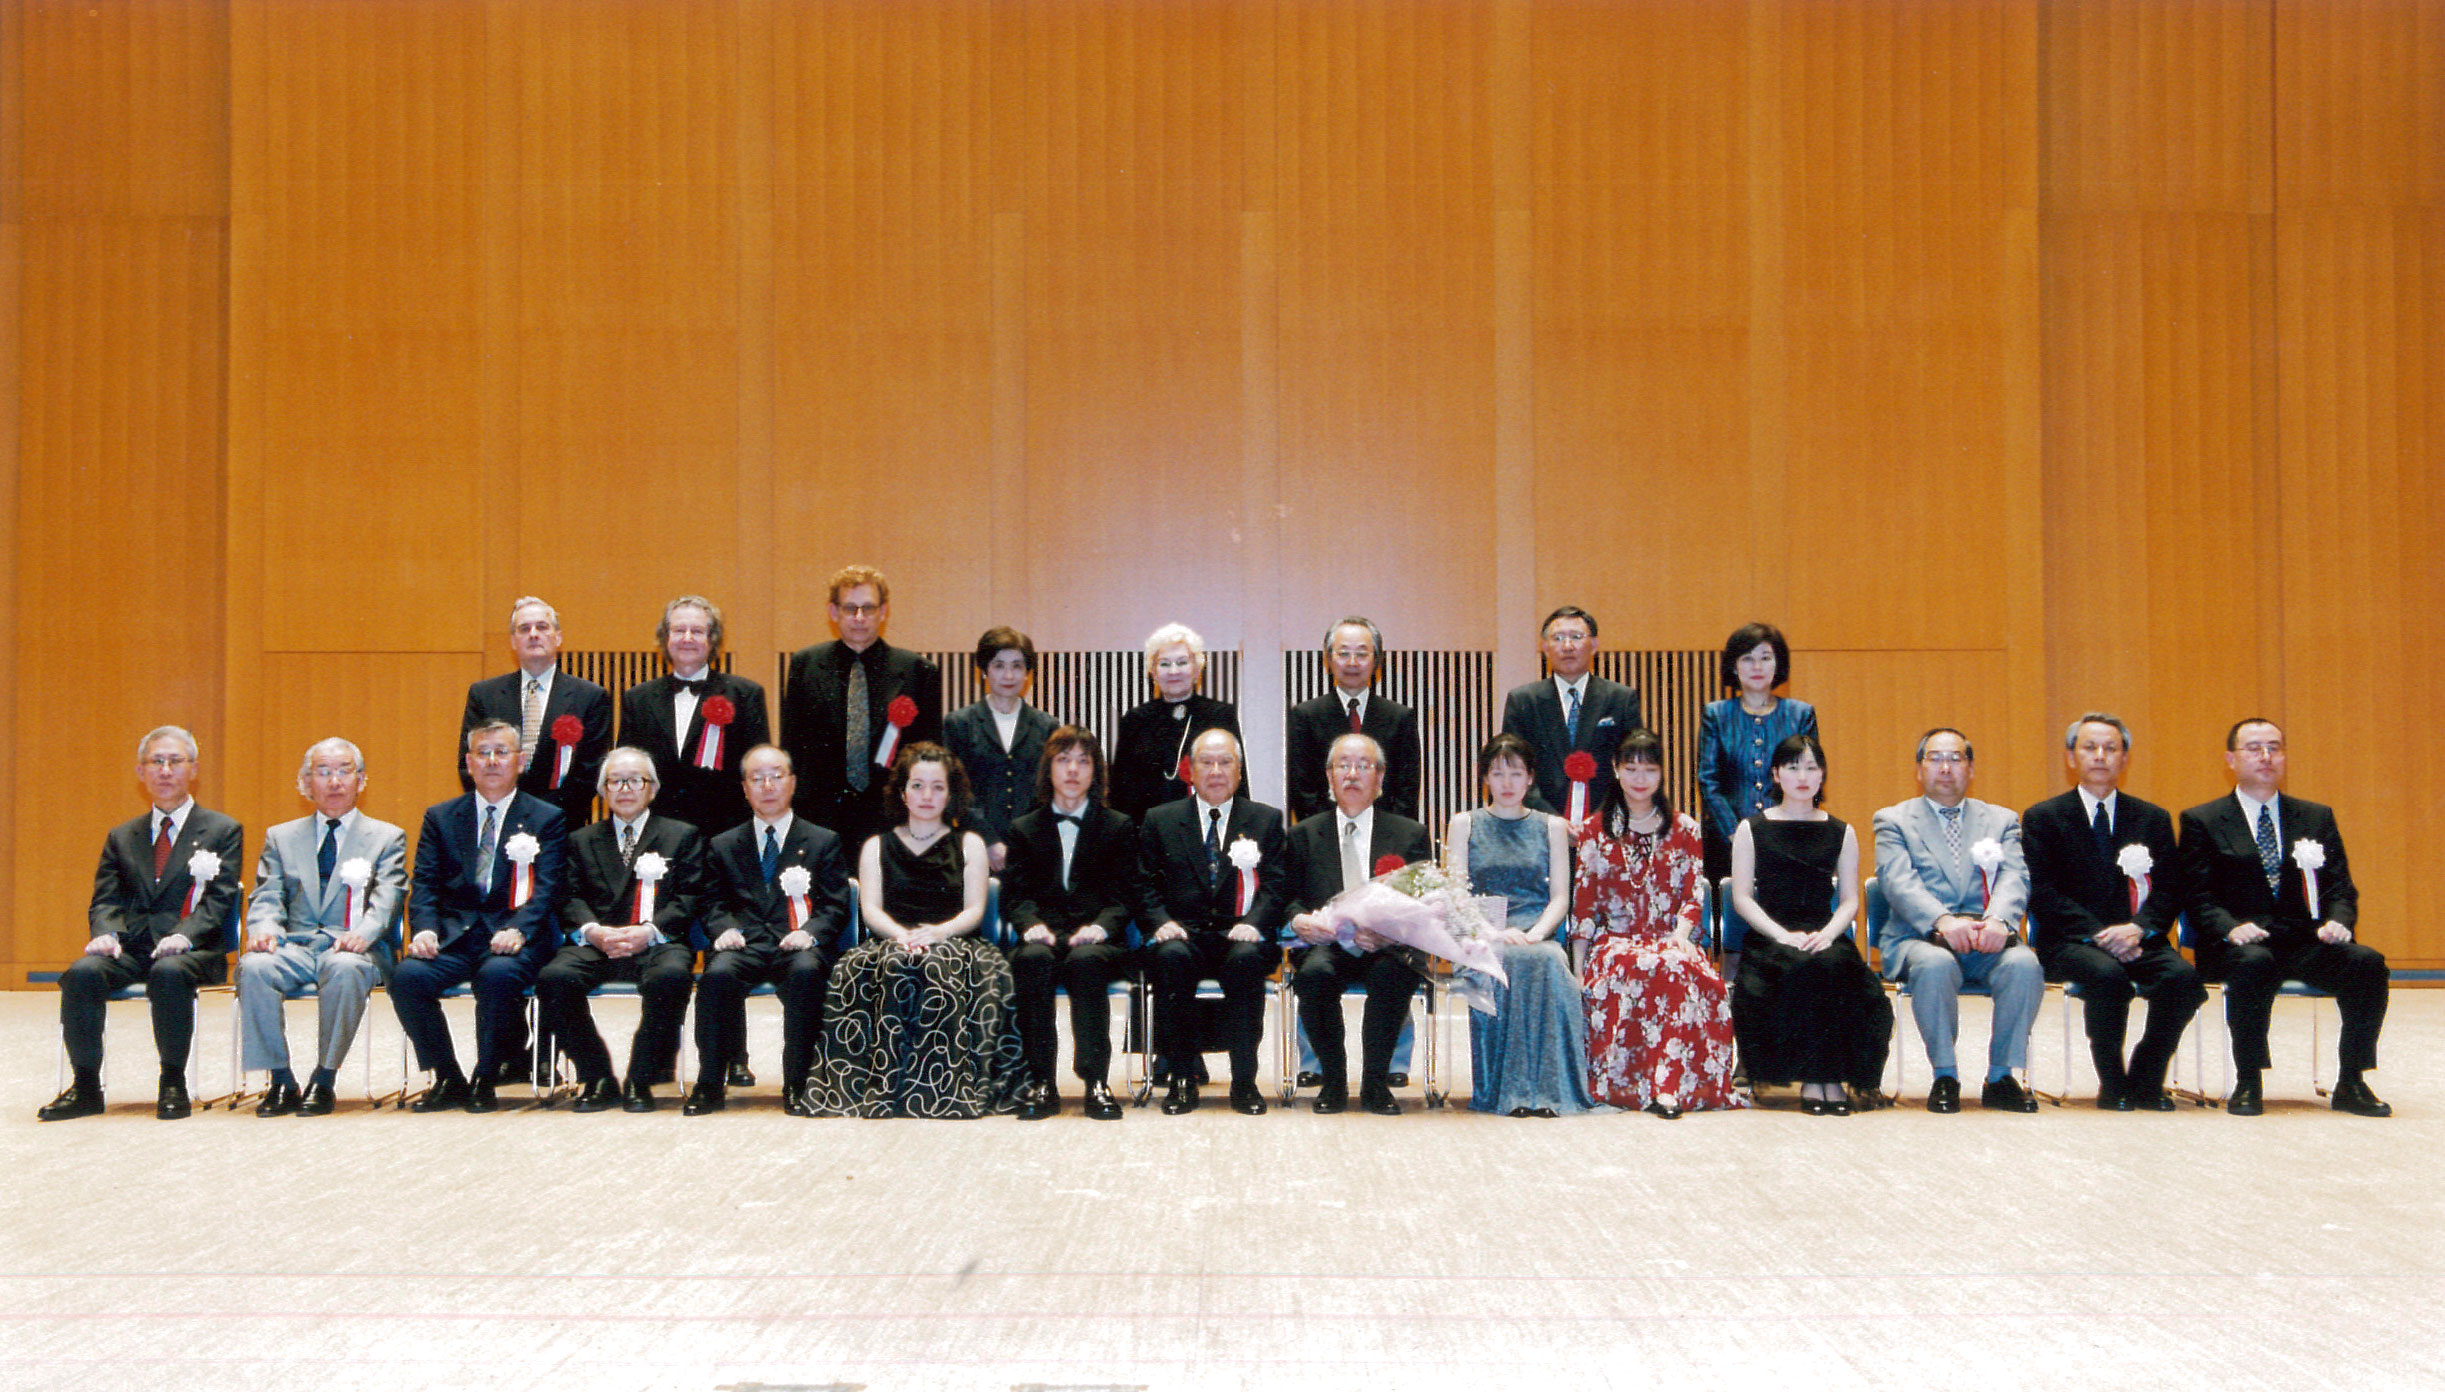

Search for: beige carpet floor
xmin=3 ymin=986 xmax=2439 ymax=1392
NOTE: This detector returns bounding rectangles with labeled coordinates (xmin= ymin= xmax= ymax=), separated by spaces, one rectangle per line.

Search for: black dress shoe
xmin=1823 ymin=1094 xmax=1853 ymax=1116
xmin=2096 ymin=1088 xmax=2134 ymax=1111
xmin=1229 ymin=1081 xmax=1268 ymax=1116
xmin=783 ymin=1088 xmax=814 ymax=1118
xmin=1799 ymin=1096 xmax=1828 ymax=1116
xmin=2140 ymin=1089 xmax=2178 ymax=1112
xmin=1310 ymin=1081 xmax=1349 ymax=1115
xmin=2226 ymin=1079 xmax=2264 ymax=1116
xmin=1360 ymin=1082 xmax=1401 ymax=1117
xmin=1644 ymin=1099 xmax=1684 ymax=1120
xmin=37 ymin=1084 xmax=103 ymax=1121
xmin=464 ymin=1076 xmax=500 ymax=1113
xmin=1082 ymin=1081 xmax=1122 ymax=1121
xmin=255 ymin=1079 xmax=301 ymax=1117
xmin=622 ymin=1078 xmax=657 ymax=1114
xmin=156 ymin=1082 xmax=193 ymax=1120
xmin=1980 ymin=1076 xmax=2039 ymax=1113
xmin=1296 ymin=1071 xmax=1324 ymax=1089
xmin=410 ymin=1077 xmax=470 ymax=1113
xmin=1387 ymin=1072 xmax=1410 ymax=1089
xmin=1016 ymin=1083 xmax=1059 ymax=1121
xmin=726 ymin=1062 xmax=756 ymax=1089
xmin=297 ymin=1080 xmax=337 ymax=1116
xmin=1160 ymin=1078 xmax=1199 ymax=1115
xmin=683 ymin=1083 xmax=726 ymax=1115
xmin=1926 ymin=1076 xmax=1961 ymax=1114
xmin=2331 ymin=1079 xmax=2392 ymax=1117
xmin=571 ymin=1078 xmax=619 ymax=1113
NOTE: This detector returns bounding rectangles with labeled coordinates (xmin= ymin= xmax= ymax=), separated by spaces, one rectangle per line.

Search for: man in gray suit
xmin=237 ymin=737 xmax=408 ymax=1116
xmin=1870 ymin=728 xmax=2042 ymax=1113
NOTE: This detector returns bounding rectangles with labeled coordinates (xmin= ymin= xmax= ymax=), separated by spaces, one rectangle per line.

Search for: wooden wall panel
xmin=243 ymin=653 xmax=485 ymax=847
xmin=1795 ymin=648 xmax=2011 ymax=864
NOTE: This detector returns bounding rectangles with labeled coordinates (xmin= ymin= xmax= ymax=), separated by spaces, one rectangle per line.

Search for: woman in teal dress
xmin=1448 ymin=733 xmax=1603 ymax=1117
xmin=1697 ymin=622 xmax=1819 ymax=883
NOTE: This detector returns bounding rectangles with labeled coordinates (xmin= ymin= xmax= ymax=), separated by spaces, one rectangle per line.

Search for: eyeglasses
xmin=834 ymin=603 xmax=882 ymax=618
xmin=141 ymin=756 xmax=193 ymax=771
xmin=1330 ymin=758 xmax=1382 ymax=773
xmin=605 ymin=776 xmax=654 ymax=791
xmin=306 ymin=765 xmax=361 ymax=781
xmin=1919 ymin=752 xmax=1969 ymax=765
xmin=745 ymin=771 xmax=790 ymax=786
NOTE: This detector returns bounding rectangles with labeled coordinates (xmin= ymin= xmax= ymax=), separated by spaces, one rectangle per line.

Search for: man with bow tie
xmin=234 ymin=737 xmax=408 ymax=1116
xmin=2179 ymin=719 xmax=2390 ymax=1117
xmin=618 ymin=595 xmax=769 ymax=840
xmin=39 ymin=725 xmax=244 ymax=1121
xmin=458 ymin=595 xmax=614 ymax=829
xmin=1000 ymin=726 xmax=1137 ymax=1120
xmin=534 ymin=747 xmax=708 ymax=1113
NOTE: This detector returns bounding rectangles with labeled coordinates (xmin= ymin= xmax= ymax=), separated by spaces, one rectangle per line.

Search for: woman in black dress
xmin=1727 ymin=733 xmax=1890 ymax=1114
xmin=1106 ymin=622 xmax=1243 ymax=818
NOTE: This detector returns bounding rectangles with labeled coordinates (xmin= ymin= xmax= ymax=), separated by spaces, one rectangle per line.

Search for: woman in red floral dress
xmin=1571 ymin=730 xmax=1746 ymax=1116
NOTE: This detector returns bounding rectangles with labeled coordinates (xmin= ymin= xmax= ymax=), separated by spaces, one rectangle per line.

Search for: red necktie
xmin=153 ymin=815 xmax=174 ymax=878
xmin=1347 ymin=698 xmax=1363 ymax=733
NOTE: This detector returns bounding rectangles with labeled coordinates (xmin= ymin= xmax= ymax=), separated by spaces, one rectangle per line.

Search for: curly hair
xmin=885 ymin=741 xmax=973 ymax=828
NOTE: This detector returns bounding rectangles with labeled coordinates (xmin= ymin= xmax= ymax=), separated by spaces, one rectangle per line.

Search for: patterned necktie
xmin=2255 ymin=803 xmax=2281 ymax=893
xmin=153 ymin=814 xmax=175 ymax=878
xmin=761 ymin=825 xmax=780 ymax=883
xmin=1347 ymin=698 xmax=1363 ymax=733
xmin=1939 ymin=805 xmax=1964 ymax=873
xmin=1565 ymin=685 xmax=1582 ymax=745
xmin=1205 ymin=806 xmax=1224 ymax=889
xmin=2090 ymin=799 xmax=2111 ymax=856
xmin=476 ymin=803 xmax=499 ymax=895
xmin=1341 ymin=818 xmax=1366 ymax=892
xmin=519 ymin=677 xmax=545 ymax=772
xmin=319 ymin=817 xmax=341 ymax=883
xmin=621 ymin=822 xmax=637 ymax=868
xmin=844 ymin=659 xmax=871 ymax=792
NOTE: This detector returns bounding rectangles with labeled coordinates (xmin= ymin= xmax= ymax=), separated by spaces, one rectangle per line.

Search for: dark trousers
xmin=694 ymin=945 xmax=832 ymax=1088
xmin=390 ymin=934 xmax=541 ymax=1078
xmin=536 ymin=941 xmax=696 ymax=1085
xmin=2221 ymin=937 xmax=2388 ymax=1074
xmin=2048 ymin=939 xmax=2208 ymax=1095
xmin=1292 ymin=943 xmax=1419 ymax=1087
xmin=1148 ymin=934 xmax=1272 ymax=1084
xmin=57 ymin=948 xmax=222 ymax=1075
xmin=1008 ymin=939 xmax=1130 ymax=1086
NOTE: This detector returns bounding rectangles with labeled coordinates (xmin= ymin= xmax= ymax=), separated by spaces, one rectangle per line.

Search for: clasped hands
xmin=1021 ymin=923 xmax=1109 ymax=948
xmin=1933 ymin=915 xmax=2010 ymax=954
xmin=1152 ymin=921 xmax=1265 ymax=944
xmin=585 ymin=923 xmax=657 ymax=958
xmin=2226 ymin=919 xmax=2352 ymax=947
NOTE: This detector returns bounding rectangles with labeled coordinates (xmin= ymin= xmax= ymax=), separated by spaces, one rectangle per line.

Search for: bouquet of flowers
xmin=1316 ymin=857 xmax=1511 ymax=1014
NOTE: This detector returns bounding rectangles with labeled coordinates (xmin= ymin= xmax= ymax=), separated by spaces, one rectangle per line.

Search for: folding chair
xmin=214 ymin=901 xmax=403 ymax=1110
xmin=53 ymin=894 xmax=241 ymax=1094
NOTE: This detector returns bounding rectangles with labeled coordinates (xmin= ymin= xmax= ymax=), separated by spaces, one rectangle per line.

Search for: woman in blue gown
xmin=1697 ymin=622 xmax=1819 ymax=883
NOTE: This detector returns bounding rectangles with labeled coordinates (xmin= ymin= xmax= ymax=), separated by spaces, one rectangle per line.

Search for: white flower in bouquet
xmin=2115 ymin=843 xmax=2153 ymax=879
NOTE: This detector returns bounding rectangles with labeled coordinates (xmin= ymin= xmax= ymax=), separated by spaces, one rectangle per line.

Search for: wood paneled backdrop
xmin=3 ymin=0 xmax=2438 ymax=982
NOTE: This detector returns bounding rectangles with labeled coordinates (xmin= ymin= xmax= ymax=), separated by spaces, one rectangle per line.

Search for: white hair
xmin=1143 ymin=622 xmax=1208 ymax=680
xmin=137 ymin=725 xmax=199 ymax=762
xmin=294 ymin=737 xmax=366 ymax=796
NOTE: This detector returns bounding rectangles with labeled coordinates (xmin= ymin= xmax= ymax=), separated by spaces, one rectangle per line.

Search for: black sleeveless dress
xmin=1729 ymin=815 xmax=1892 ymax=1089
xmin=802 ymin=831 xmax=1026 ymax=1117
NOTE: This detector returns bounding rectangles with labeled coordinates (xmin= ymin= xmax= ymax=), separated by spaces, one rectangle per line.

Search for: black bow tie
xmin=1051 ymin=812 xmax=1084 ymax=827
xmin=674 ymin=677 xmax=707 ymax=693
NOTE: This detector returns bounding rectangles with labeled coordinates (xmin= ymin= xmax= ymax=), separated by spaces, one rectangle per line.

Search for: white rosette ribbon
xmin=504 ymin=832 xmax=541 ymax=909
xmin=183 ymin=849 xmax=223 ymax=917
xmin=1969 ymin=837 xmax=2004 ymax=911
xmin=2292 ymin=838 xmax=2326 ymax=920
xmin=337 ymin=855 xmax=373 ymax=932
xmin=632 ymin=850 xmax=669 ymax=925
xmin=777 ymin=864 xmax=813 ymax=933
xmin=1227 ymin=837 xmax=1262 ymax=918
xmin=2115 ymin=842 xmax=2153 ymax=915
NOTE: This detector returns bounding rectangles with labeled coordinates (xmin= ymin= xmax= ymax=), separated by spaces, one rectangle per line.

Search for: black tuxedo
xmin=461 ymin=669 xmax=614 ymax=829
xmin=58 ymin=805 xmax=244 ymax=1075
xmin=778 ymin=639 xmax=942 ymax=854
xmin=1283 ymin=807 xmax=1433 ymax=1089
xmin=2022 ymin=788 xmax=2205 ymax=1096
xmin=535 ymin=813 xmax=709 ymax=1087
xmin=942 ymin=699 xmax=1056 ymax=849
xmin=1109 ymin=695 xmax=1243 ymax=820
xmin=1284 ymin=690 xmax=1422 ymax=824
xmin=618 ymin=671 xmax=770 ymax=841
xmin=1134 ymin=794 xmax=1286 ymax=1083
xmin=1001 ymin=801 xmax=1137 ymax=1085
xmin=697 ymin=815 xmax=852 ymax=1090
xmin=2180 ymin=793 xmax=2387 ymax=1075
xmin=1500 ymin=675 xmax=1643 ymax=816
xmin=395 ymin=791 xmax=569 ymax=1081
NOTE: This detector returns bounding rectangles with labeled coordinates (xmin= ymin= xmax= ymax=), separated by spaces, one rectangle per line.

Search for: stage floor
xmin=2 ymin=986 xmax=2439 ymax=1391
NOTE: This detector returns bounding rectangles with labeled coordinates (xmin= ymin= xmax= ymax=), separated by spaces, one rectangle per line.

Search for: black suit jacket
xmin=704 ymin=816 xmax=851 ymax=953
xmin=408 ymin=791 xmax=568 ymax=961
xmin=2180 ymin=793 xmax=2357 ymax=977
xmin=1001 ymin=802 xmax=1137 ymax=943
xmin=2021 ymin=788 xmax=2182 ymax=962
xmin=89 ymin=805 xmax=245 ymax=965
xmin=1134 ymin=795 xmax=1288 ymax=936
xmin=942 ymin=699 xmax=1057 ymax=848
xmin=778 ymin=639 xmax=943 ymax=830
xmin=1284 ymin=690 xmax=1422 ymax=824
xmin=1279 ymin=807 xmax=1434 ymax=925
xmin=618 ymin=671 xmax=771 ymax=840
xmin=555 ymin=813 xmax=709 ymax=949
xmin=460 ymin=669 xmax=615 ymax=829
xmin=1109 ymin=695 xmax=1244 ymax=819
xmin=1500 ymin=675 xmax=1643 ymax=815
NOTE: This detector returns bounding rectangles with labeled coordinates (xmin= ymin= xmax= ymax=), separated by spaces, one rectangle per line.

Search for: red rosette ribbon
xmin=1372 ymin=853 xmax=1406 ymax=879
xmin=549 ymin=714 xmax=584 ymax=789
xmin=873 ymin=694 xmax=919 ymax=769
xmin=695 ymin=694 xmax=735 ymax=770
xmin=1176 ymin=755 xmax=1195 ymax=787
xmin=1563 ymin=750 xmax=1598 ymax=828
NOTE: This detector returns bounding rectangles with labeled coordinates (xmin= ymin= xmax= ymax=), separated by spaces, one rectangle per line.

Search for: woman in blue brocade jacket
xmin=1696 ymin=622 xmax=1818 ymax=882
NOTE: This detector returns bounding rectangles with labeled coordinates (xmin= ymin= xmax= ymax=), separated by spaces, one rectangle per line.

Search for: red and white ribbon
xmin=695 ymin=696 xmax=734 ymax=771
xmin=549 ymin=715 xmax=583 ymax=789
xmin=1227 ymin=837 xmax=1262 ymax=919
xmin=1562 ymin=752 xmax=1597 ymax=832
xmin=337 ymin=856 xmax=373 ymax=933
xmin=2292 ymin=838 xmax=2327 ymax=920
xmin=779 ymin=864 xmax=813 ymax=933
xmin=873 ymin=695 xmax=918 ymax=770
xmin=505 ymin=832 xmax=540 ymax=909
xmin=632 ymin=851 xmax=668 ymax=925
xmin=2115 ymin=843 xmax=2153 ymax=916
xmin=182 ymin=849 xmax=223 ymax=917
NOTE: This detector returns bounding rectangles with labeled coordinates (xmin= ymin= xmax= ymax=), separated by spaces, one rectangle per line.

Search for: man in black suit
xmin=2179 ymin=718 xmax=2390 ymax=1117
xmin=1285 ymin=616 xmax=1422 ymax=824
xmin=394 ymin=719 xmax=570 ymax=1113
xmin=779 ymin=565 xmax=943 ymax=858
xmin=39 ymin=726 xmax=244 ymax=1121
xmin=1500 ymin=605 xmax=1642 ymax=830
xmin=1001 ymin=725 xmax=1136 ymax=1121
xmin=1135 ymin=728 xmax=1286 ymax=1116
xmin=534 ymin=748 xmax=708 ymax=1114
xmin=459 ymin=595 xmax=614 ymax=829
xmin=691 ymin=743 xmax=851 ymax=1116
xmin=1285 ymin=733 xmax=1434 ymax=1116
xmin=2022 ymin=712 xmax=2206 ymax=1110
xmin=618 ymin=595 xmax=769 ymax=841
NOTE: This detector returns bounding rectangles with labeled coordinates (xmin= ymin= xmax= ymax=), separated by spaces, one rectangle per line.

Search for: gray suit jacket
xmin=1870 ymin=796 xmax=2028 ymax=973
xmin=246 ymin=812 xmax=410 ymax=962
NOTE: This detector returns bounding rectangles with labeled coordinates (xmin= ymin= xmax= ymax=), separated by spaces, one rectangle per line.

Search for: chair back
xmin=1863 ymin=874 xmax=1886 ymax=967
